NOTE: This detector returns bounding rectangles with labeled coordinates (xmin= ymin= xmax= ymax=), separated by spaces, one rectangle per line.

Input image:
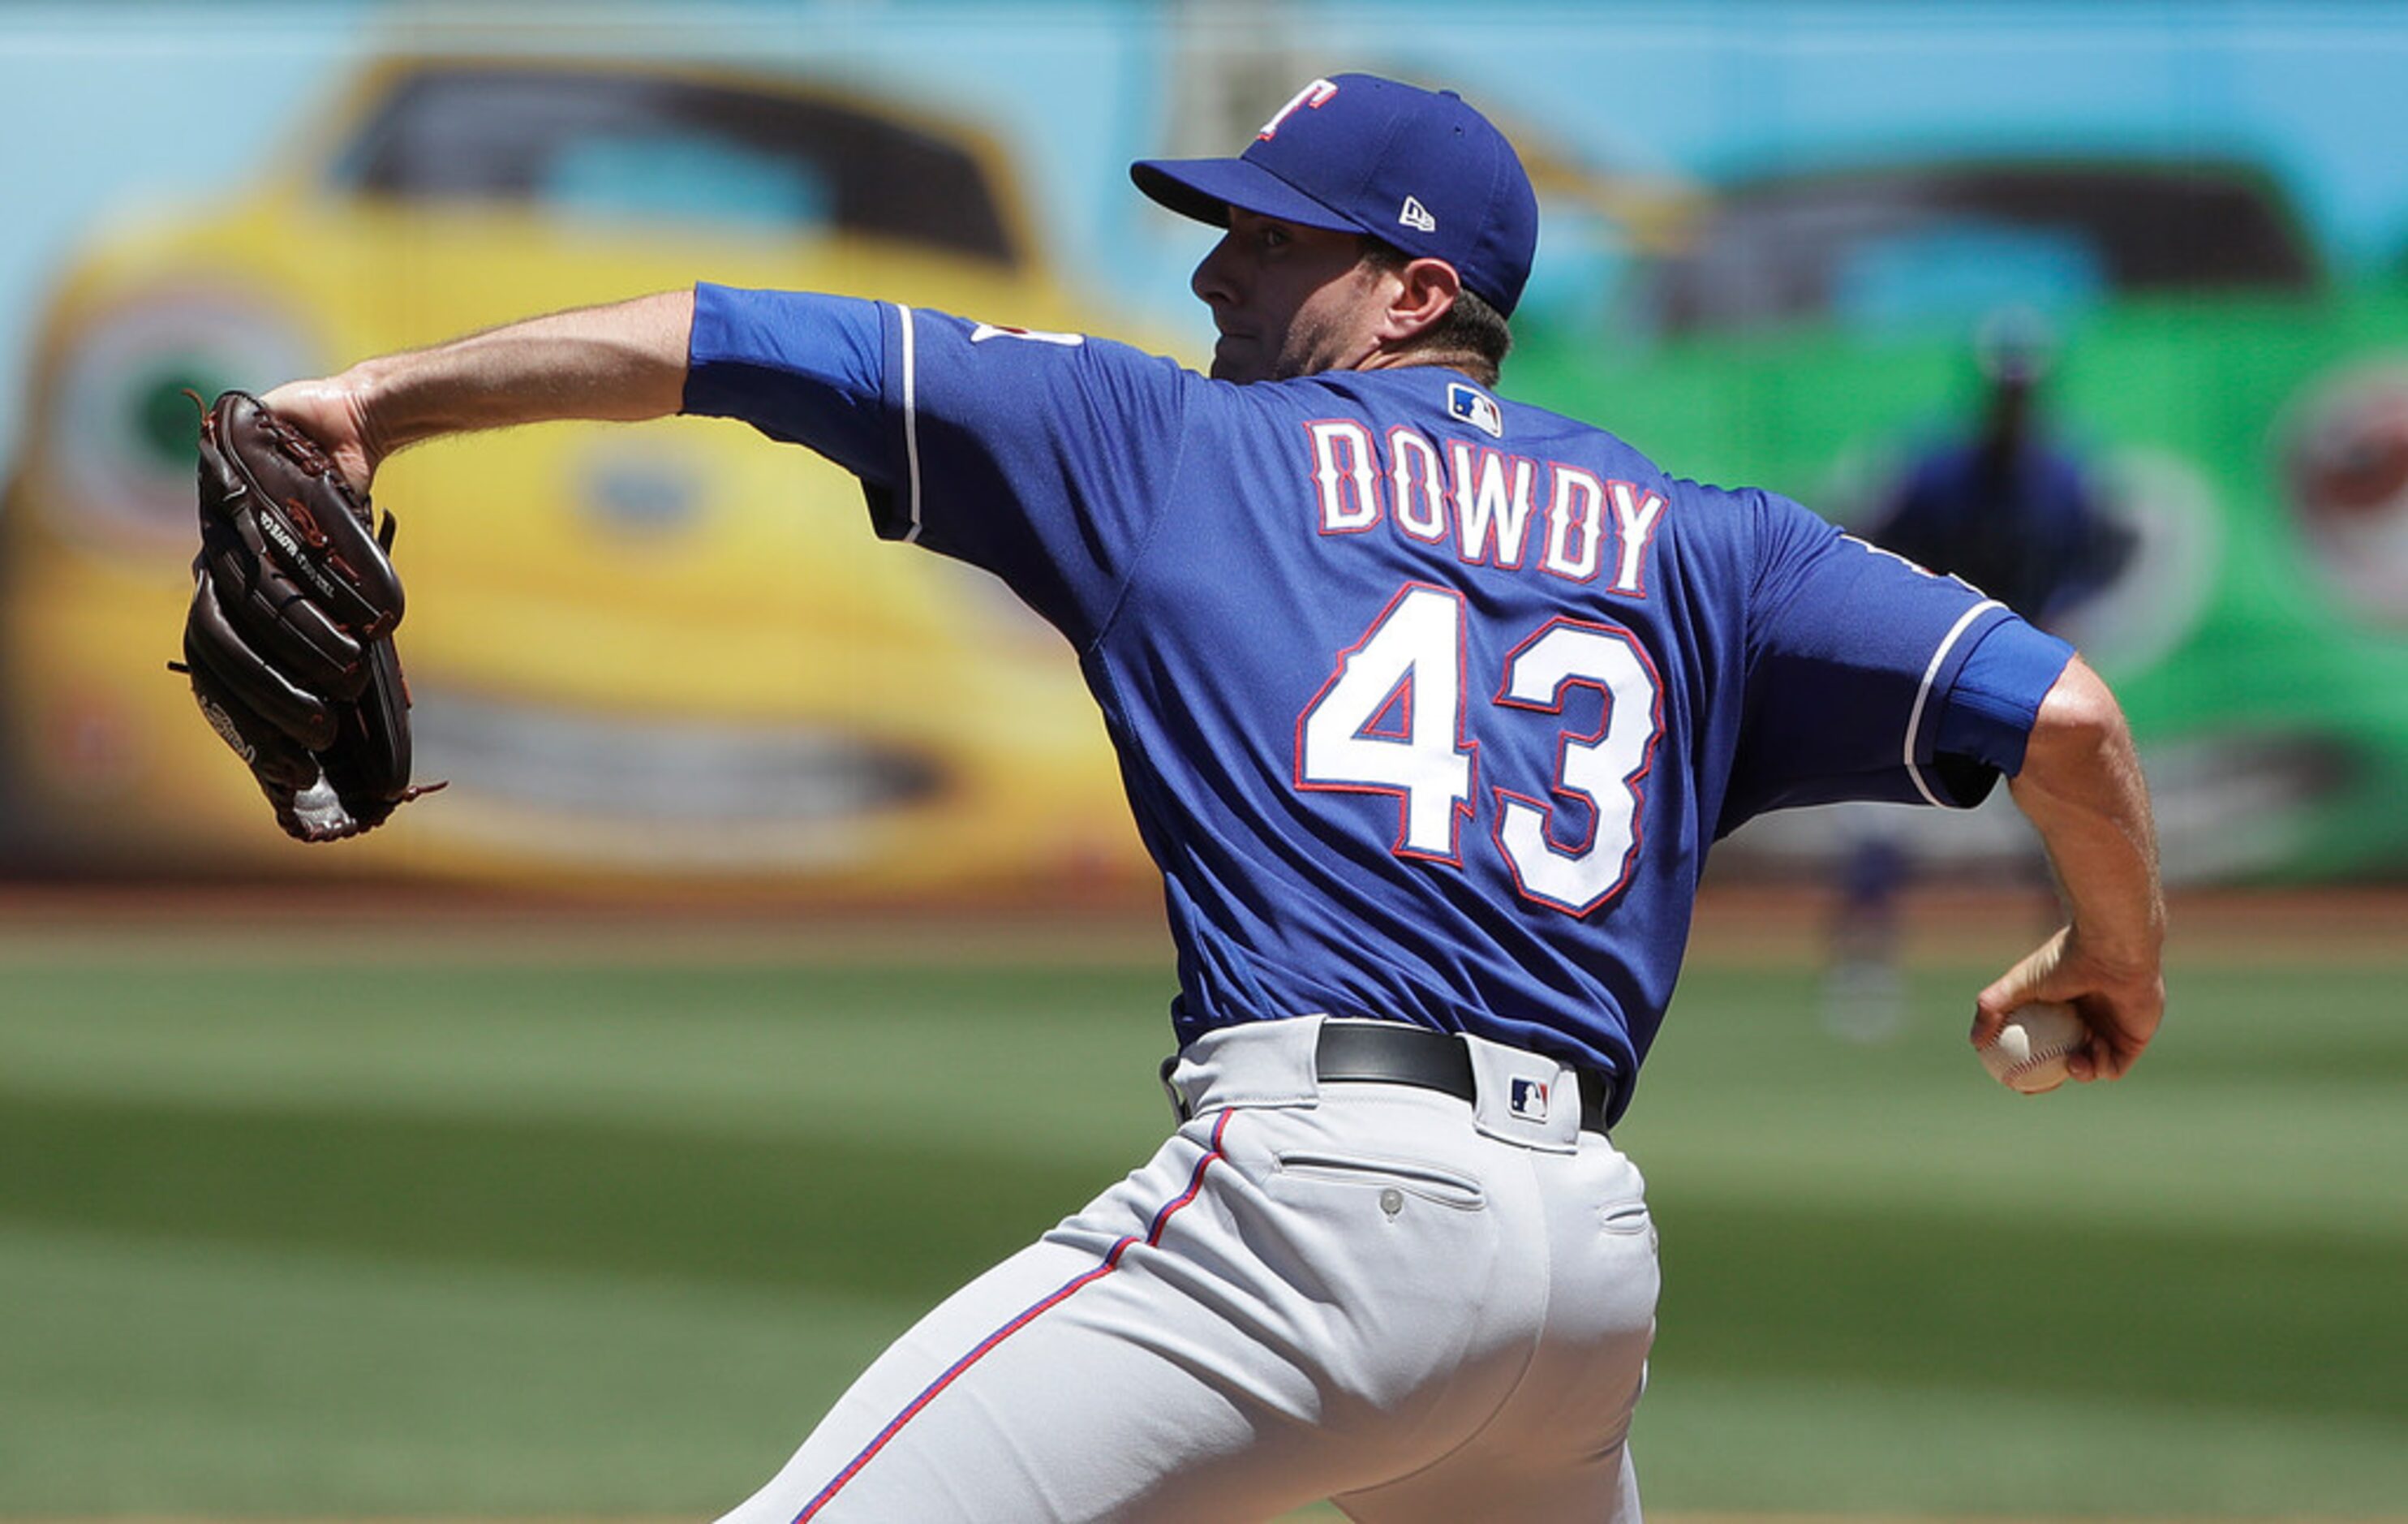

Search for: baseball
xmin=1978 ymin=1001 xmax=2088 ymax=1093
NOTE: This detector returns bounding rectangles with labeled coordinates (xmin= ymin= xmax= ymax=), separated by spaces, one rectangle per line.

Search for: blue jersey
xmin=685 ymin=285 xmax=2073 ymax=1121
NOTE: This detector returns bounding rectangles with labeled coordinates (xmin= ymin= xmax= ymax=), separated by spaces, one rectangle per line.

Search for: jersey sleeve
xmin=683 ymin=282 xmax=892 ymax=476
xmin=1718 ymin=489 xmax=2062 ymax=832
xmin=681 ymin=282 xmax=1200 ymax=646
xmin=1931 ymin=615 xmax=2076 ymax=777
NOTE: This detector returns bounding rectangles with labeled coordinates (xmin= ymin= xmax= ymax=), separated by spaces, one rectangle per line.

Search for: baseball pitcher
xmin=217 ymin=74 xmax=2165 ymax=1523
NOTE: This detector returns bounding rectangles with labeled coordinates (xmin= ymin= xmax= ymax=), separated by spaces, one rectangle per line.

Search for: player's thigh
xmin=716 ymin=1121 xmax=1346 ymax=1524
xmin=717 ymin=1233 xmax=1318 ymax=1523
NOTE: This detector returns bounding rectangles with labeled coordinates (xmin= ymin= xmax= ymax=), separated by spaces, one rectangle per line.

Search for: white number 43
xmin=1296 ymin=584 xmax=1663 ymax=916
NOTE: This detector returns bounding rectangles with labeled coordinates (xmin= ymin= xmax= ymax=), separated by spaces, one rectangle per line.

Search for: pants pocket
xmin=1271 ymin=1150 xmax=1487 ymax=1212
xmin=1598 ymin=1198 xmax=1653 ymax=1236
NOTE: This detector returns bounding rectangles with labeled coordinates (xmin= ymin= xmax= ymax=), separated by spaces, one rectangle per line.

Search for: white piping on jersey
xmin=898 ymin=304 xmax=924 ymax=544
xmin=1903 ymin=600 xmax=2003 ymax=807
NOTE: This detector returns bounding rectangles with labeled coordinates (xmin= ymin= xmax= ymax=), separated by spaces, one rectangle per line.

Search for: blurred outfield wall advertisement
xmin=3 ymin=0 xmax=2407 ymax=893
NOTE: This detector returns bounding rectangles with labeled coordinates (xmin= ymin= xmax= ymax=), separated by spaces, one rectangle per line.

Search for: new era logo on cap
xmin=1129 ymin=72 xmax=1540 ymax=316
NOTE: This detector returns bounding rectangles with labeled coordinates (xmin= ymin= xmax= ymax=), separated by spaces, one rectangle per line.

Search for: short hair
xmin=1362 ymin=240 xmax=1512 ymax=387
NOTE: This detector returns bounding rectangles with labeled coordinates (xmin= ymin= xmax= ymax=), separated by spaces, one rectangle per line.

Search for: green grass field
xmin=0 ymin=895 xmax=2401 ymax=1520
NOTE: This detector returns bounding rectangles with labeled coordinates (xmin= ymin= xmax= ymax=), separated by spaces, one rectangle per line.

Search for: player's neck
xmin=1355 ymin=347 xmax=1494 ymax=387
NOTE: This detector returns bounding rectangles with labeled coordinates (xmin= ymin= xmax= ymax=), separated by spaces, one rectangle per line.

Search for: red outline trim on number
xmin=793 ymin=1109 xmax=1236 ymax=1520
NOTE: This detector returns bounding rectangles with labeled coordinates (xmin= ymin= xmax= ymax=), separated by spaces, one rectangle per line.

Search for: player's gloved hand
xmin=174 ymin=389 xmax=441 ymax=842
xmin=256 ymin=377 xmax=383 ymax=497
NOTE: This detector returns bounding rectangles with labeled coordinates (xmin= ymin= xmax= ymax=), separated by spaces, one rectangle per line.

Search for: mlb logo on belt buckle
xmin=1508 ymin=1076 xmax=1550 ymax=1121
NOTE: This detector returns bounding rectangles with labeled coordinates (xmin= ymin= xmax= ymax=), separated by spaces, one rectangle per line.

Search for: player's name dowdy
xmin=1303 ymin=415 xmax=1666 ymax=592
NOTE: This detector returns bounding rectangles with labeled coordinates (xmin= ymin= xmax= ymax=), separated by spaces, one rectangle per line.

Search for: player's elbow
xmin=2023 ymin=655 xmax=2128 ymax=773
xmin=2011 ymin=656 xmax=2149 ymax=827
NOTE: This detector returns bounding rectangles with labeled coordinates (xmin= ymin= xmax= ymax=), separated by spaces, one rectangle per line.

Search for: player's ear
xmin=1379 ymin=256 xmax=1462 ymax=345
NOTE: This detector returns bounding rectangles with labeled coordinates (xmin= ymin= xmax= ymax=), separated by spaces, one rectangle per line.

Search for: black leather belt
xmin=1315 ymin=1020 xmax=1615 ymax=1133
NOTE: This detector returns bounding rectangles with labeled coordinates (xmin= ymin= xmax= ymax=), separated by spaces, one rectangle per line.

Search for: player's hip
xmin=1046 ymin=1015 xmax=1658 ymax=1413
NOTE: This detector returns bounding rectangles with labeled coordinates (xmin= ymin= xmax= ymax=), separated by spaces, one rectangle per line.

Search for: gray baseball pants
xmin=717 ymin=1015 xmax=1658 ymax=1522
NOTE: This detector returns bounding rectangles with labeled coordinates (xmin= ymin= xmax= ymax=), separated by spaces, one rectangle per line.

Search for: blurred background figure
xmin=1875 ymin=307 xmax=2130 ymax=627
xmin=1823 ymin=308 xmax=2134 ymax=1041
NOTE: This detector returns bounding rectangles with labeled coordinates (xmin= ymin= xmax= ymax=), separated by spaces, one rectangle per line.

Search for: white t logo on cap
xmin=1258 ymin=78 xmax=1339 ymax=140
xmin=1399 ymin=196 xmax=1437 ymax=233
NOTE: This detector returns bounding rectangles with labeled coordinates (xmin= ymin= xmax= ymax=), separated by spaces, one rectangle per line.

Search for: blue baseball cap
xmin=1131 ymin=73 xmax=1539 ymax=317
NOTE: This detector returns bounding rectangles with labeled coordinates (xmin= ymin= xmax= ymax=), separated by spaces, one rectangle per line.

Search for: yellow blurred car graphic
xmin=0 ymin=55 xmax=1151 ymax=896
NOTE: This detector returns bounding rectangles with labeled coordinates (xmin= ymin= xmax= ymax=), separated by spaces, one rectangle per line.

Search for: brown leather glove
xmin=176 ymin=390 xmax=439 ymax=842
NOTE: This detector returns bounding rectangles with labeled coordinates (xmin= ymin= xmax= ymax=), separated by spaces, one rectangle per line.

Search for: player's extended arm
xmin=1972 ymin=654 xmax=2165 ymax=1081
xmin=259 ymin=290 xmax=697 ymax=493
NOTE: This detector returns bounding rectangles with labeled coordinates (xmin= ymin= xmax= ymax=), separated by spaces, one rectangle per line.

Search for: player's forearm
xmin=2009 ymin=656 xmax=2165 ymax=971
xmin=344 ymin=289 xmax=695 ymax=460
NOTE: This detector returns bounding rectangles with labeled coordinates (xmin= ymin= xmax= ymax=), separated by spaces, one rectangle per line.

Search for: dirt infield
xmin=1684 ymin=880 xmax=2408 ymax=965
xmin=0 ymin=876 xmax=2398 ymax=967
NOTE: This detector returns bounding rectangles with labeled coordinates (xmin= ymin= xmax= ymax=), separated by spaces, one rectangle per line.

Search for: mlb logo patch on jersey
xmin=1508 ymin=1076 xmax=1550 ymax=1122
xmin=1447 ymin=382 xmax=1503 ymax=439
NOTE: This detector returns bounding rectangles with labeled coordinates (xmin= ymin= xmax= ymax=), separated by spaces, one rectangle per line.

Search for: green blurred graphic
xmin=1516 ymin=156 xmax=2408 ymax=885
